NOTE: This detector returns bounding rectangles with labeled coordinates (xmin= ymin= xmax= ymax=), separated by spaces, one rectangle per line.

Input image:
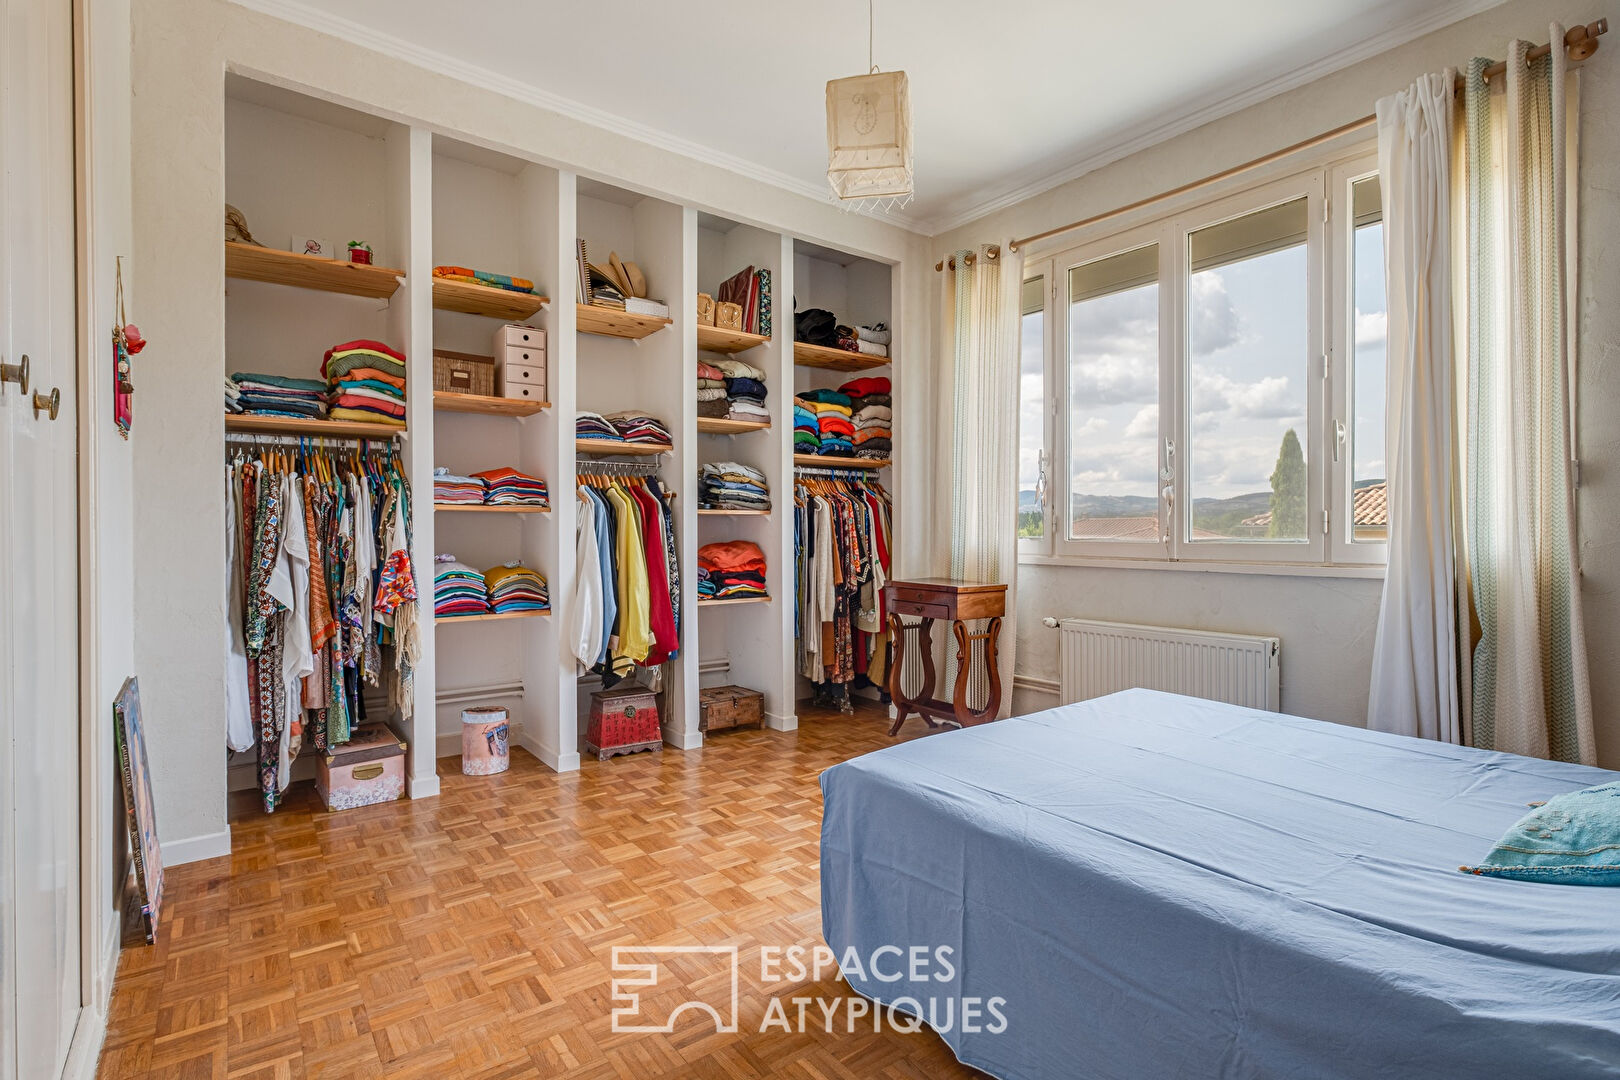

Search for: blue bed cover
xmin=820 ymin=689 xmax=1620 ymax=1079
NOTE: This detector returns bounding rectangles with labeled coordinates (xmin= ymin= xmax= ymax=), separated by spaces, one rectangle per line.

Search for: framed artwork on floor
xmin=115 ymin=677 xmax=164 ymax=943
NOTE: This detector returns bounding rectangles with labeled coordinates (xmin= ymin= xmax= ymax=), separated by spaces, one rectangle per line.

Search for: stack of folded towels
xmin=607 ymin=411 xmax=673 ymax=446
xmin=854 ymin=322 xmax=890 ymax=359
xmin=717 ymin=359 xmax=768 ymax=423
xmin=576 ymin=412 xmax=622 ymax=442
xmin=697 ymin=361 xmax=729 ymax=418
xmin=840 ymin=376 xmax=892 ymax=460
xmin=483 ymin=563 xmax=549 ymax=615
xmin=699 ymin=462 xmax=769 ymax=511
xmin=433 ymin=556 xmax=491 ymax=618
xmin=793 ymin=399 xmax=820 ymax=454
xmin=228 ymin=373 xmax=329 ymax=418
xmin=433 ymin=467 xmax=486 ymax=505
xmin=224 ymin=378 xmax=242 ymax=414
xmin=431 ymin=265 xmax=539 ymax=297
xmin=472 ymin=466 xmax=550 ymax=508
xmin=796 ymin=389 xmax=855 ymax=457
xmin=697 ymin=540 xmax=768 ymax=601
xmin=322 ymin=339 xmax=407 ymax=427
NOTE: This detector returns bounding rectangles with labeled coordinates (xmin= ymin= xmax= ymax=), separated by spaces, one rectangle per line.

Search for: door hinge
xmin=1323 ymin=195 xmax=1330 ymax=224
xmin=1321 ymin=350 xmax=1330 ymax=380
xmin=1322 ymin=509 xmax=1330 ymax=536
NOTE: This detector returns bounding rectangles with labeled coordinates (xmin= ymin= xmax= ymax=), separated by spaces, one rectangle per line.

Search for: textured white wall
xmin=935 ymin=0 xmax=1620 ymax=768
xmin=129 ymin=0 xmax=926 ymax=852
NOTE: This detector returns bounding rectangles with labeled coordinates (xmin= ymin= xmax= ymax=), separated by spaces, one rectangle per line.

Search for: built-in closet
xmin=217 ymin=73 xmax=904 ymax=799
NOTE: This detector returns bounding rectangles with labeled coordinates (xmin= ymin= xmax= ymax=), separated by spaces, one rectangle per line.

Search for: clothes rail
xmin=577 ymin=459 xmax=663 ymax=476
xmin=794 ymin=464 xmax=881 ymax=481
xmin=226 ymin=431 xmax=394 ymax=449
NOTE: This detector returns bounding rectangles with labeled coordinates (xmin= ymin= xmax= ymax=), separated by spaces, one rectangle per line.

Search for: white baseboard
xmin=1013 ymin=674 xmax=1061 ymax=698
xmin=765 ymin=711 xmax=798 ymax=731
xmin=60 ymin=996 xmax=108 ymax=1080
xmin=164 ymin=827 xmax=231 ymax=867
xmin=408 ymin=772 xmax=441 ymax=799
xmin=516 ymin=729 xmax=581 ymax=773
xmin=661 ymin=725 xmax=703 ymax=751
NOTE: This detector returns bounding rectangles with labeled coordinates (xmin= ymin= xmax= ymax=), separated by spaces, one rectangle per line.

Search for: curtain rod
xmin=934 ymin=244 xmax=1001 ymax=273
xmin=1007 ymin=18 xmax=1606 ymax=255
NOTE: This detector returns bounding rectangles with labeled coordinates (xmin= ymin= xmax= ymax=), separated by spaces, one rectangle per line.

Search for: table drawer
xmin=890 ymin=597 xmax=950 ymax=621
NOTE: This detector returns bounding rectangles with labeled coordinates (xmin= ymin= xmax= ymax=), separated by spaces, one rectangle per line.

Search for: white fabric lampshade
xmin=826 ymin=69 xmax=912 ymax=200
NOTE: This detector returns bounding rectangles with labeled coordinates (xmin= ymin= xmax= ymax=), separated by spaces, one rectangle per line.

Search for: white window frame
xmin=1018 ymin=257 xmax=1056 ymax=559
xmin=1019 ymin=145 xmax=1386 ymax=576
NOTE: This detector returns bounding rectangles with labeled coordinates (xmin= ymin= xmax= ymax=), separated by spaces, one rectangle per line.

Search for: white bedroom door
xmin=0 ymin=0 xmax=84 ymax=1077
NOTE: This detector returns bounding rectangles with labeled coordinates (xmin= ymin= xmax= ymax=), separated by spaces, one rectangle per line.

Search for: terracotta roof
xmin=1242 ymin=481 xmax=1387 ymax=530
xmin=1071 ymin=516 xmax=1227 ymax=541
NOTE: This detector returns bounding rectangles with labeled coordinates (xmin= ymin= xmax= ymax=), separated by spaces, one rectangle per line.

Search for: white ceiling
xmin=235 ymin=0 xmax=1503 ymax=233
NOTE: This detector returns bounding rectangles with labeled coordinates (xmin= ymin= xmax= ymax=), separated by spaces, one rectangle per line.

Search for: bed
xmin=820 ymin=689 xmax=1620 ymax=1080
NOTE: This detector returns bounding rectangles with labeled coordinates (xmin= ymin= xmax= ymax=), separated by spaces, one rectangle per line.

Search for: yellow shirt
xmin=607 ymin=485 xmax=651 ymax=663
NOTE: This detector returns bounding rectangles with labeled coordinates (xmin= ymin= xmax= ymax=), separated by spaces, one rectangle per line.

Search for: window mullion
xmin=1164 ymin=218 xmax=1187 ymax=561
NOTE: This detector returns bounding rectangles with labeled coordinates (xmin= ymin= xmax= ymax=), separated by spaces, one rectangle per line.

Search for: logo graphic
xmin=611 ymin=945 xmax=739 ymax=1034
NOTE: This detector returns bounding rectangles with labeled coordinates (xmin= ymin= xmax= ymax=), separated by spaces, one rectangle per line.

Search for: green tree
xmin=1267 ymin=428 xmax=1306 ymax=539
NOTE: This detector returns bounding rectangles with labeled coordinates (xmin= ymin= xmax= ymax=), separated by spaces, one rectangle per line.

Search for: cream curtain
xmin=1462 ymin=27 xmax=1594 ymax=764
xmin=1366 ymin=72 xmax=1461 ymax=744
xmin=942 ymin=244 xmax=1023 ymax=716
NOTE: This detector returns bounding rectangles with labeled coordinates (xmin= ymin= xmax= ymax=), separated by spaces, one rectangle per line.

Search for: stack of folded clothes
xmin=699 ymin=462 xmax=770 ymax=511
xmin=793 ymin=399 xmax=820 ymax=454
xmin=433 ymin=556 xmax=491 ymax=618
xmin=431 ymin=265 xmax=540 ymax=297
xmin=696 ymin=540 xmax=768 ymax=601
xmin=697 ymin=361 xmax=729 ymax=419
xmin=224 ymin=377 xmax=243 ymax=414
xmin=229 ymin=372 xmax=329 ymax=418
xmin=714 ymin=359 xmax=768 ymax=423
xmin=433 ymin=467 xmax=486 ymax=505
xmin=484 ymin=563 xmax=550 ymax=614
xmin=854 ymin=323 xmax=890 ymax=359
xmin=840 ymin=376 xmax=892 ymax=460
xmin=607 ymin=411 xmax=673 ymax=447
xmin=797 ymin=388 xmax=855 ymax=456
xmin=576 ymin=412 xmax=623 ymax=442
xmin=322 ymin=339 xmax=407 ymax=427
xmin=472 ymin=466 xmax=550 ymax=508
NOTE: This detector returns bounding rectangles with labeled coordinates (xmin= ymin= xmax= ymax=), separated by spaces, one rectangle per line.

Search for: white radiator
xmin=1057 ymin=619 xmax=1280 ymax=711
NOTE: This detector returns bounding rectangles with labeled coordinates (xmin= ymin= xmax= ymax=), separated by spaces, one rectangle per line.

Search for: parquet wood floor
xmin=97 ymin=701 xmax=989 ymax=1079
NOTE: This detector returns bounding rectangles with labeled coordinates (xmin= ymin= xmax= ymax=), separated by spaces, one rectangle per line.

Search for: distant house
xmin=1238 ymin=481 xmax=1388 ymax=540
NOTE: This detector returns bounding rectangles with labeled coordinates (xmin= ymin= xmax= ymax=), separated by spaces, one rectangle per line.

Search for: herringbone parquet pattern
xmin=96 ymin=702 xmax=987 ymax=1079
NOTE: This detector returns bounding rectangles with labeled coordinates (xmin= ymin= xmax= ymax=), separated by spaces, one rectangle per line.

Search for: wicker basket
xmin=432 ymin=350 xmax=495 ymax=396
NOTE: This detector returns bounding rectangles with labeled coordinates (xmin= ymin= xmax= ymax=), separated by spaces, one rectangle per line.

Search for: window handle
xmin=1035 ymin=447 xmax=1048 ymax=506
xmin=1333 ymin=419 xmax=1346 ymax=463
xmin=1161 ymin=438 xmax=1175 ymax=543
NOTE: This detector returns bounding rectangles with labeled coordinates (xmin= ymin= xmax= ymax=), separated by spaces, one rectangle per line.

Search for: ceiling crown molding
xmin=224 ymin=0 xmax=931 ymax=232
xmin=920 ymin=0 xmax=1507 ymax=235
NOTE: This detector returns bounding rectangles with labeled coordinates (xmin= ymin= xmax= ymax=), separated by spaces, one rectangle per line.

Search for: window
xmin=1022 ymin=152 xmax=1383 ymax=571
xmin=1017 ymin=276 xmax=1046 ymax=543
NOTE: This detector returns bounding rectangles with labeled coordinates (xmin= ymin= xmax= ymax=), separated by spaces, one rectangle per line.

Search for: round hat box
xmin=461 ymin=706 xmax=510 ymax=775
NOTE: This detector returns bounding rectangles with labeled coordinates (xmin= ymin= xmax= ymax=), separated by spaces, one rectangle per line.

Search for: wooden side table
xmin=883 ymin=578 xmax=1007 ymax=736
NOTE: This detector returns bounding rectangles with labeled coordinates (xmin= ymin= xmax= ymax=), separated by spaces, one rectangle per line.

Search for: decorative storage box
xmin=316 ymin=724 xmax=406 ymax=811
xmin=497 ymin=346 xmax=546 ymax=399
xmin=461 ymin=705 xmax=510 ymax=776
xmin=433 ymin=349 xmax=495 ymax=396
xmin=585 ymin=686 xmax=662 ymax=760
xmin=699 ymin=685 xmax=764 ymax=733
xmin=714 ymin=301 xmax=743 ymax=330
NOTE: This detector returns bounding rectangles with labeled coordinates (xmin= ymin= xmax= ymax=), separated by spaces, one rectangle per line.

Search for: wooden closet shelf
xmin=433 ymin=390 xmax=548 ymax=416
xmin=793 ymin=453 xmax=888 ymax=469
xmin=696 ymin=417 xmax=771 ymax=434
xmin=434 ymin=504 xmax=551 ymax=514
xmin=432 ymin=278 xmax=547 ymax=320
xmin=697 ymin=596 xmax=771 ymax=607
xmin=225 ymin=413 xmax=403 ymax=438
xmin=576 ymin=439 xmax=671 ymax=457
xmin=697 ymin=509 xmax=771 ymax=516
xmin=437 ymin=610 xmax=551 ymax=624
xmin=576 ymin=303 xmax=673 ymax=340
xmin=225 ymin=242 xmax=403 ymax=299
xmin=793 ymin=340 xmax=891 ymax=371
xmin=697 ymin=324 xmax=769 ymax=354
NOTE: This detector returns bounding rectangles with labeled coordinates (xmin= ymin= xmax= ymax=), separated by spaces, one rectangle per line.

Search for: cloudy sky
xmin=1018 ymin=221 xmax=1387 ymax=510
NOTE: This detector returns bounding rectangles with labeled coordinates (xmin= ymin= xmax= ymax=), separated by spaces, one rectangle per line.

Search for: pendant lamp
xmin=826 ymin=1 xmax=912 ymax=204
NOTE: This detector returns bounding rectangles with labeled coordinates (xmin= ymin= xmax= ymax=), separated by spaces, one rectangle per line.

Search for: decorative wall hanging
xmin=826 ymin=0 xmax=912 ymax=209
xmin=115 ymin=677 xmax=164 ymax=943
xmin=112 ymin=256 xmax=142 ymax=438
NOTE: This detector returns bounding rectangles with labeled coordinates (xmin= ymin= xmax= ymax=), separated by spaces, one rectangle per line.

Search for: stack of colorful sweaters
xmin=696 ymin=358 xmax=769 ymax=423
xmin=474 ymin=467 xmax=549 ymax=508
xmin=841 ymin=376 xmax=892 ymax=460
xmin=431 ymin=265 xmax=539 ymax=297
xmin=433 ymin=468 xmax=486 ymax=505
xmin=433 ymin=556 xmax=491 ymax=618
xmin=794 ymin=389 xmax=855 ymax=456
xmin=697 ymin=540 xmax=768 ymax=601
xmin=227 ymin=373 xmax=329 ymax=418
xmin=323 ymin=339 xmax=407 ymax=427
xmin=484 ymin=563 xmax=549 ymax=614
xmin=699 ymin=461 xmax=769 ymax=511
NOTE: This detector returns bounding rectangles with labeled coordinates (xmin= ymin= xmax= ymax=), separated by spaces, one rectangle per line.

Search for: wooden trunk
xmin=699 ymin=685 xmax=764 ymax=733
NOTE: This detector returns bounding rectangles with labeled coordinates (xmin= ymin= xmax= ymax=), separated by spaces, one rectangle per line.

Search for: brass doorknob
xmin=0 ymin=353 xmax=27 ymax=394
xmin=33 ymin=386 xmax=59 ymax=421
